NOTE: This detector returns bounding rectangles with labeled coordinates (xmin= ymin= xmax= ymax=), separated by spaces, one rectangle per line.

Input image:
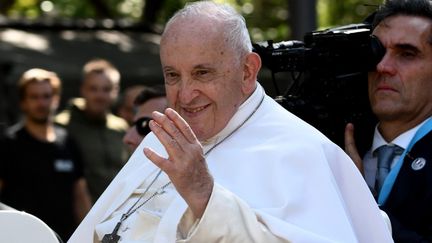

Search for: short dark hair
xmin=373 ymin=0 xmax=432 ymax=29
xmin=134 ymin=85 xmax=166 ymax=106
xmin=373 ymin=0 xmax=432 ymax=45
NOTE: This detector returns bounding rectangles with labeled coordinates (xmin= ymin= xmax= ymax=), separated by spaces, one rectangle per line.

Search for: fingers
xmin=143 ymin=147 xmax=173 ymax=173
xmin=149 ymin=112 xmax=184 ymax=156
xmin=151 ymin=110 xmax=191 ymax=146
xmin=344 ymin=123 xmax=364 ymax=174
xmin=144 ymin=108 xmax=209 ymax=218
xmin=165 ymin=108 xmax=198 ymax=144
xmin=149 ymin=119 xmax=183 ymax=157
xmin=344 ymin=123 xmax=356 ymax=152
xmin=149 ymin=108 xmax=201 ymax=160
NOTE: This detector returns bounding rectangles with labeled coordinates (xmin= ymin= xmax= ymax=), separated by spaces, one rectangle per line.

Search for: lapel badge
xmin=411 ymin=157 xmax=426 ymax=171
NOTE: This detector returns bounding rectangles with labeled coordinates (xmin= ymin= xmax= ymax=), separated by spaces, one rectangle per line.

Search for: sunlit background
xmin=2 ymin=0 xmax=382 ymax=41
xmin=0 ymin=0 xmax=382 ymax=146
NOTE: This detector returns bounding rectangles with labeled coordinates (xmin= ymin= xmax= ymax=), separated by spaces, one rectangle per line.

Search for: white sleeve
xmin=175 ymin=184 xmax=342 ymax=243
xmin=176 ymin=184 xmax=285 ymax=243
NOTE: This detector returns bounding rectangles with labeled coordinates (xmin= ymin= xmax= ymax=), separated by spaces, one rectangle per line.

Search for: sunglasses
xmin=134 ymin=117 xmax=152 ymax=136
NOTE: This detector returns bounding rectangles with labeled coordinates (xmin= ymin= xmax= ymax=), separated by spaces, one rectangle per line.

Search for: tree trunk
xmin=141 ymin=0 xmax=166 ymax=24
xmin=288 ymin=0 xmax=317 ymax=40
xmin=87 ymin=0 xmax=113 ymax=18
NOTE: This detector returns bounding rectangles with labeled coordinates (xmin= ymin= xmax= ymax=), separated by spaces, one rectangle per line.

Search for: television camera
xmin=253 ymin=21 xmax=386 ymax=152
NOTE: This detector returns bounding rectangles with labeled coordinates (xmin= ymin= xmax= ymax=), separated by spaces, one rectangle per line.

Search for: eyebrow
xmin=194 ymin=64 xmax=214 ymax=69
xmin=162 ymin=66 xmax=174 ymax=71
xmin=394 ymin=43 xmax=421 ymax=54
xmin=162 ymin=64 xmax=215 ymax=71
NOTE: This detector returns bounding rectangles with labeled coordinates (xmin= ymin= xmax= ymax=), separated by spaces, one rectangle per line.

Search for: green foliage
xmin=318 ymin=0 xmax=382 ymax=29
xmin=5 ymin=0 xmax=383 ymax=40
xmin=240 ymin=0 xmax=289 ymax=41
xmin=150 ymin=0 xmax=184 ymax=25
xmin=9 ymin=0 xmax=94 ymax=18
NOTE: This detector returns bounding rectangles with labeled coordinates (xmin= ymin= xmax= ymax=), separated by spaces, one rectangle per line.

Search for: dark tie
xmin=375 ymin=145 xmax=403 ymax=193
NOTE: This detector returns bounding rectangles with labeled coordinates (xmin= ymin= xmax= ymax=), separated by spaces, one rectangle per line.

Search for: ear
xmin=111 ymin=83 xmax=120 ymax=101
xmin=51 ymin=94 xmax=60 ymax=110
xmin=241 ymin=52 xmax=261 ymax=94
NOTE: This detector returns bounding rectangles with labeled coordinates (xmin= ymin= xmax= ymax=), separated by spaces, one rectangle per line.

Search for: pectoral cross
xmin=102 ymin=222 xmax=121 ymax=243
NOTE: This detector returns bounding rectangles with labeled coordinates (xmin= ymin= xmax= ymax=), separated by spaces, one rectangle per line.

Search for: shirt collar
xmin=201 ymin=83 xmax=264 ymax=151
xmin=372 ymin=116 xmax=432 ymax=153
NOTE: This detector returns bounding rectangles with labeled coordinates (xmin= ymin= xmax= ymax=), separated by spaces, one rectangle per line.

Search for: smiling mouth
xmin=183 ymin=104 xmax=210 ymax=115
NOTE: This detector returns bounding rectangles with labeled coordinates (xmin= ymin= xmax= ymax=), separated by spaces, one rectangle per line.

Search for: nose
xmin=178 ymin=79 xmax=200 ymax=104
xmin=122 ymin=127 xmax=141 ymax=152
xmin=375 ymin=53 xmax=397 ymax=76
xmin=36 ymin=96 xmax=53 ymax=109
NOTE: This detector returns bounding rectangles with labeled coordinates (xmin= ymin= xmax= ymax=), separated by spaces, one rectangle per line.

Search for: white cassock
xmin=68 ymin=84 xmax=393 ymax=243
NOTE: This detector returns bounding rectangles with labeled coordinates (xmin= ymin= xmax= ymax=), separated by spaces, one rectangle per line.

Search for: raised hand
xmin=143 ymin=108 xmax=214 ymax=218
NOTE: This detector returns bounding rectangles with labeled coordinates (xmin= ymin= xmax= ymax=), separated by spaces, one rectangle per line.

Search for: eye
xmin=103 ymin=86 xmax=112 ymax=93
xmin=196 ymin=70 xmax=208 ymax=75
xmin=394 ymin=44 xmax=420 ymax=60
xmin=164 ymin=71 xmax=180 ymax=85
xmin=42 ymin=93 xmax=53 ymax=100
xmin=165 ymin=71 xmax=178 ymax=77
xmin=399 ymin=51 xmax=416 ymax=59
xmin=89 ymin=86 xmax=98 ymax=92
xmin=193 ymin=69 xmax=214 ymax=82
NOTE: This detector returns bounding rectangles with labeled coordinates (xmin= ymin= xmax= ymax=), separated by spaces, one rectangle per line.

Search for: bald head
xmin=161 ymin=1 xmax=252 ymax=62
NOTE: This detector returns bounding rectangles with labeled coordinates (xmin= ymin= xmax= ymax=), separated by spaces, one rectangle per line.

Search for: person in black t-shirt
xmin=0 ymin=68 xmax=92 ymax=241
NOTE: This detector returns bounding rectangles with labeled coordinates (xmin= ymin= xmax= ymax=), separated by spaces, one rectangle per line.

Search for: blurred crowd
xmin=1 ymin=0 xmax=432 ymax=242
xmin=0 ymin=58 xmax=166 ymax=241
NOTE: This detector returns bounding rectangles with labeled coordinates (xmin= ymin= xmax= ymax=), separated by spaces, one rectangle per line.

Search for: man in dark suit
xmin=345 ymin=0 xmax=432 ymax=242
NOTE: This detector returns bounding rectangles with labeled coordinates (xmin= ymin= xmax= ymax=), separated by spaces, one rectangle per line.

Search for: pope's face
xmin=160 ymin=21 xmax=250 ymax=141
xmin=369 ymin=15 xmax=432 ymax=125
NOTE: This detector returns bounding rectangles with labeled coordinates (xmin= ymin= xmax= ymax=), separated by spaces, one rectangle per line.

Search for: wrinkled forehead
xmin=161 ymin=16 xmax=225 ymax=47
xmin=374 ymin=15 xmax=432 ymax=45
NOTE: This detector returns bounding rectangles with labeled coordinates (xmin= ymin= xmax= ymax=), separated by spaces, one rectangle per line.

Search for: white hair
xmin=163 ymin=1 xmax=252 ymax=59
